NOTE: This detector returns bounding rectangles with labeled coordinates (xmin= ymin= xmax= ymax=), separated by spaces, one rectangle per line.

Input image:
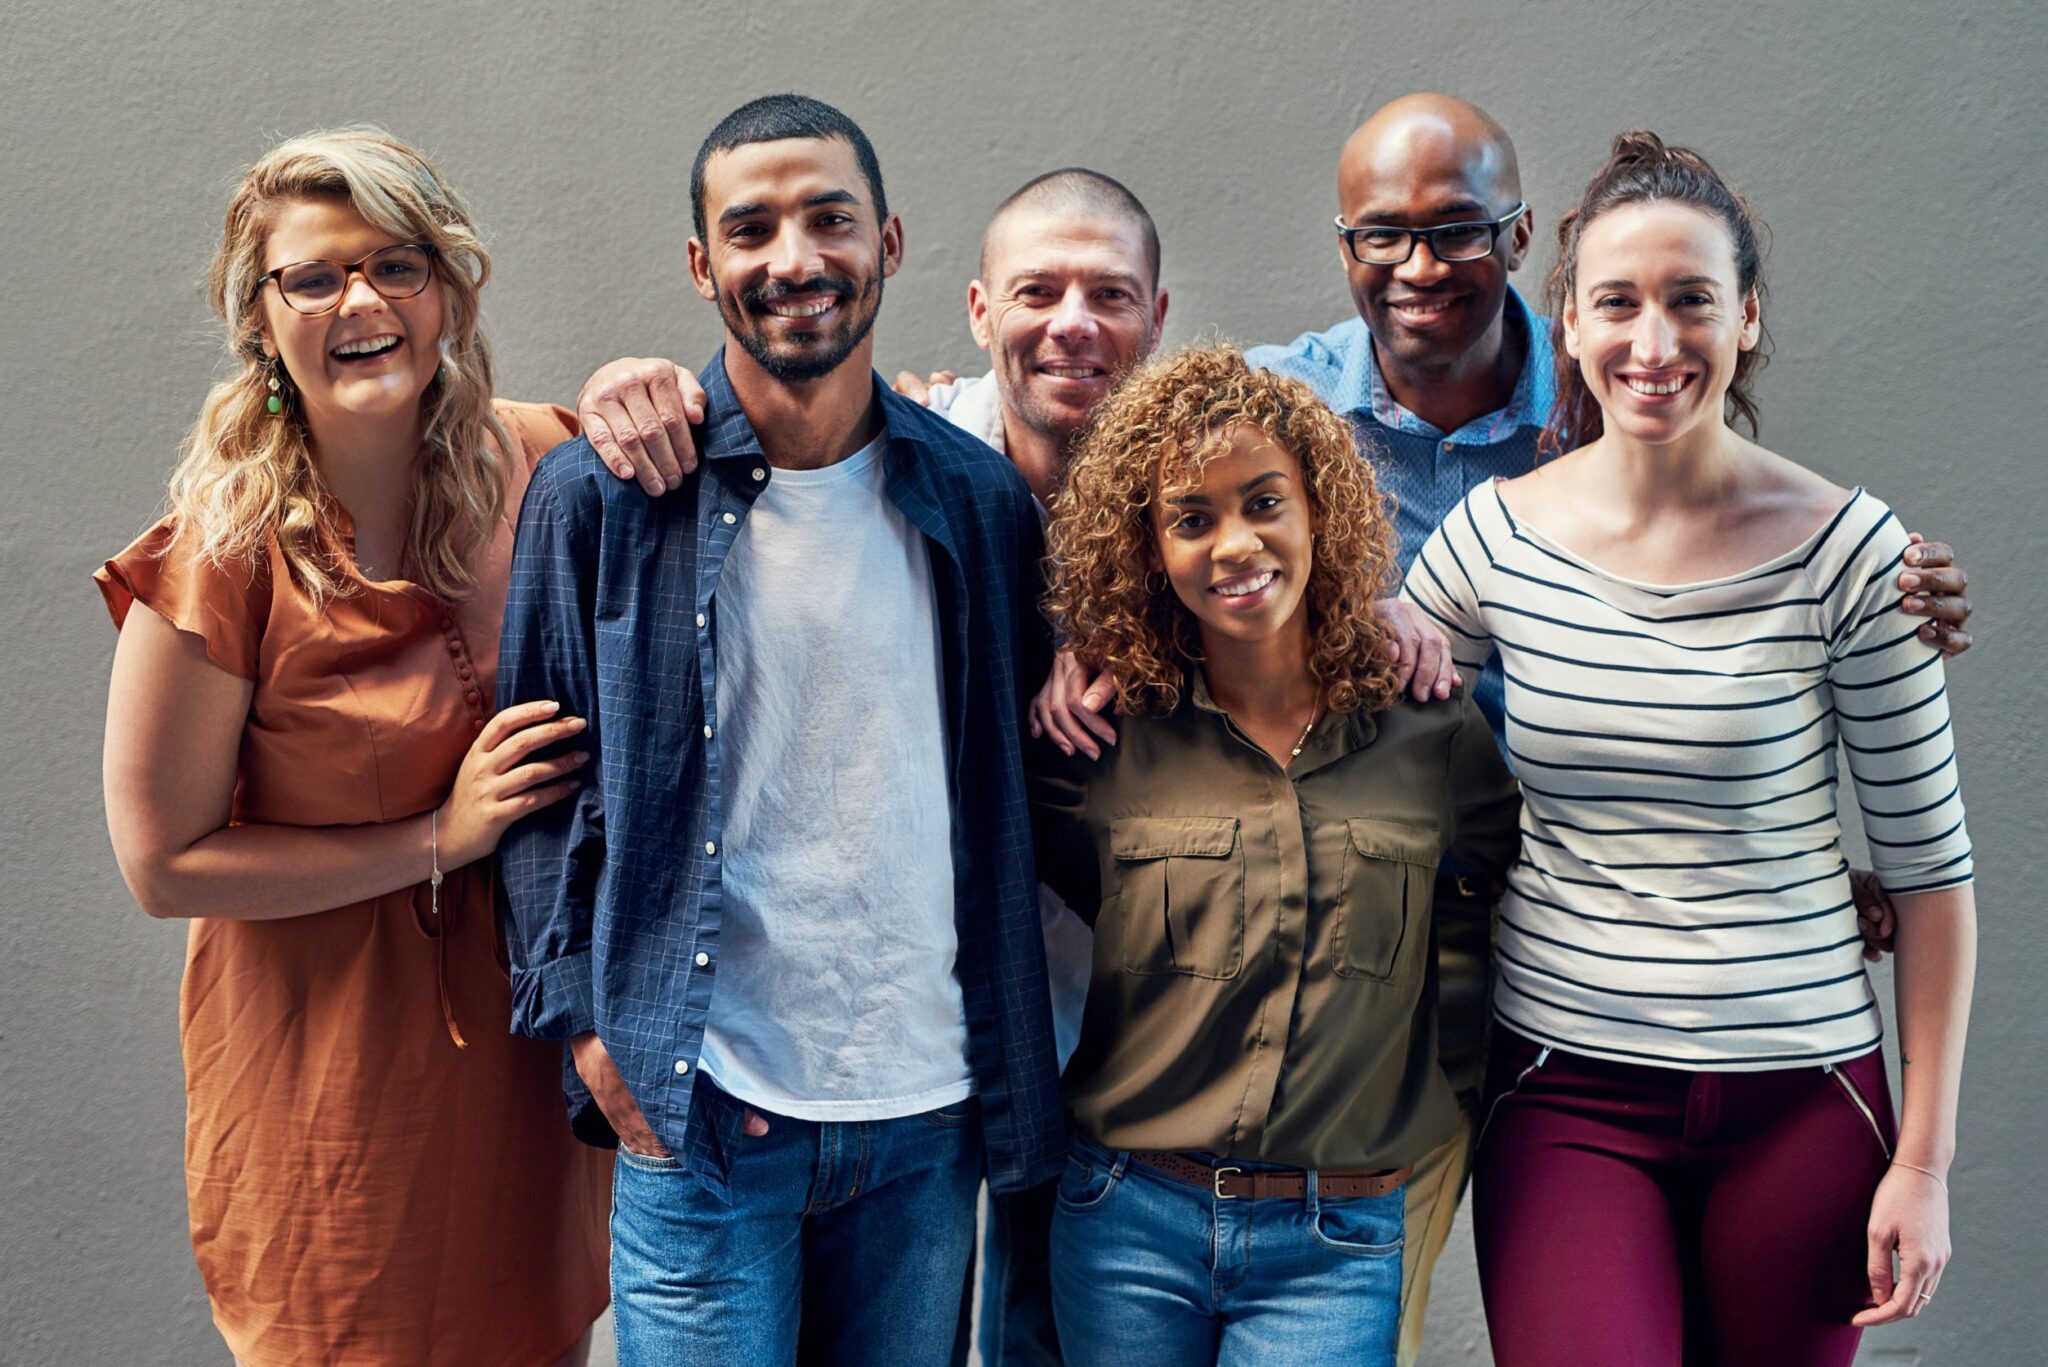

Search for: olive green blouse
xmin=1030 ymin=675 xmax=1520 ymax=1170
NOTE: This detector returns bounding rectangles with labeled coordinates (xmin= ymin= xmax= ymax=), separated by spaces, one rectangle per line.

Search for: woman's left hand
xmin=1852 ymin=1163 xmax=1951 ymax=1326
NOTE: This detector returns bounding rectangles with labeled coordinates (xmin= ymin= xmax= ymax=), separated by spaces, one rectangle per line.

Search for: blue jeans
xmin=610 ymin=1077 xmax=982 ymax=1366
xmin=1049 ymin=1138 xmax=1404 ymax=1367
xmin=977 ymin=1177 xmax=1064 ymax=1365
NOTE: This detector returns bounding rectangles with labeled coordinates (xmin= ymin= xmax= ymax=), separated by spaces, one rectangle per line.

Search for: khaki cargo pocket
xmin=1334 ymin=818 xmax=1439 ymax=981
xmin=1111 ymin=816 xmax=1245 ymax=979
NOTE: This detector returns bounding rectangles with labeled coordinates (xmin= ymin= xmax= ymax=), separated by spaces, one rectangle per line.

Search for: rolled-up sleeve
xmin=497 ymin=463 xmax=606 ymax=1040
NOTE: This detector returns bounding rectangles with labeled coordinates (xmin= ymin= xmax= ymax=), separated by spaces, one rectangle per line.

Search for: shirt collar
xmin=1185 ymin=669 xmax=1378 ymax=765
xmin=1352 ymin=284 xmax=1554 ymax=445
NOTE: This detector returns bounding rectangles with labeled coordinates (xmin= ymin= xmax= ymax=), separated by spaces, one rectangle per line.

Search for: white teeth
xmin=1044 ymin=367 xmax=1100 ymax=379
xmin=767 ymin=298 xmax=835 ymax=318
xmin=1214 ymin=570 xmax=1276 ymax=598
xmin=1626 ymin=376 xmax=1687 ymax=395
xmin=333 ymin=335 xmax=400 ymax=357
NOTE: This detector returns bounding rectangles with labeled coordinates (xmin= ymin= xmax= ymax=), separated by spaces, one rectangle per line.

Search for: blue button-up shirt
xmin=1245 ymin=283 xmax=1556 ymax=579
xmin=1247 ymin=285 xmax=1556 ymax=753
xmin=496 ymin=352 xmax=1066 ymax=1197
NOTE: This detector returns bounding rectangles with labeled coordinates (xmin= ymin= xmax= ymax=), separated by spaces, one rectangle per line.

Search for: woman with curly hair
xmin=97 ymin=128 xmax=610 ymax=1366
xmin=1030 ymin=342 xmax=1521 ymax=1366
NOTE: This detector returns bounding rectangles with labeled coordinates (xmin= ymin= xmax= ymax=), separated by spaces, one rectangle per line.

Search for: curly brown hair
xmin=1046 ymin=342 xmax=1402 ymax=716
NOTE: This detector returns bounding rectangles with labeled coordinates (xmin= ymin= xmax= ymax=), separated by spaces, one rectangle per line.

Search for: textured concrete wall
xmin=5 ymin=2 xmax=2043 ymax=1362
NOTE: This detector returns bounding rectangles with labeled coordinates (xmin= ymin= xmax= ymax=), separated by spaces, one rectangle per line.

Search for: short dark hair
xmin=1541 ymin=129 xmax=1770 ymax=457
xmin=690 ymin=94 xmax=888 ymax=245
xmin=981 ymin=167 xmax=1161 ymax=288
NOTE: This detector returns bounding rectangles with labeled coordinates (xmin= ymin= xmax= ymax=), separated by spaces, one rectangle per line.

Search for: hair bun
xmin=1608 ymin=129 xmax=1670 ymax=168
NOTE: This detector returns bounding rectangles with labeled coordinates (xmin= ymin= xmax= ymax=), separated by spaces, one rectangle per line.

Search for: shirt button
xmin=705 ymin=840 xmax=717 ymax=855
xmin=752 ymin=467 xmax=766 ymax=481
xmin=695 ymin=952 xmax=710 ymax=967
xmin=722 ymin=512 xmax=737 ymax=525
xmin=696 ymin=612 xmax=707 ymax=628
xmin=1443 ymin=440 xmax=1456 ymax=451
xmin=673 ymin=1059 xmax=690 ymax=1076
xmin=703 ymin=724 xmax=714 ymax=739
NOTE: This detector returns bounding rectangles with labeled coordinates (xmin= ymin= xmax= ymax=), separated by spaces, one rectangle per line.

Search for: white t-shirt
xmin=697 ymin=432 xmax=973 ymax=1119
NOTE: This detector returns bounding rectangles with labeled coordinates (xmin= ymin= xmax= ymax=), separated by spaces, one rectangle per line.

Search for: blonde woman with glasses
xmin=98 ymin=128 xmax=609 ymax=1366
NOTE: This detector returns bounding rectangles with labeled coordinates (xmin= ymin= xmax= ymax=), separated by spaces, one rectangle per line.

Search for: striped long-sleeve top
xmin=1402 ymin=481 xmax=1973 ymax=1069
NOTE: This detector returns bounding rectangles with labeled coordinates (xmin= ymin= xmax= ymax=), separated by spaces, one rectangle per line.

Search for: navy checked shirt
xmin=496 ymin=351 xmax=1066 ymax=1198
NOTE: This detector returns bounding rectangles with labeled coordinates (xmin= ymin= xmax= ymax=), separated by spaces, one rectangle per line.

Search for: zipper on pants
xmin=1475 ymin=1045 xmax=1551 ymax=1152
xmin=1822 ymin=1061 xmax=1892 ymax=1159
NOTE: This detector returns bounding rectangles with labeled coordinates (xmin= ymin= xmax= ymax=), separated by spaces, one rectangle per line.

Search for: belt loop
xmin=1110 ymin=1149 xmax=1132 ymax=1181
xmin=1305 ymin=1168 xmax=1321 ymax=1213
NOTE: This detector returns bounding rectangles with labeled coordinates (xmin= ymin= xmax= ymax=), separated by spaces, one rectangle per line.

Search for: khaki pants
xmin=1398 ymin=877 xmax=1496 ymax=1367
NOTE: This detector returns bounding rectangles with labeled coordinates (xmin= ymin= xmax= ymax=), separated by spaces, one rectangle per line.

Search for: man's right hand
xmin=577 ymin=358 xmax=706 ymax=497
xmin=568 ymin=1031 xmax=771 ymax=1155
xmin=890 ymin=369 xmax=958 ymax=406
xmin=570 ymin=1030 xmax=670 ymax=1156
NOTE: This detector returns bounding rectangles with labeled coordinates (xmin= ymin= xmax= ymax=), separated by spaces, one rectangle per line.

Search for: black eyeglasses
xmin=258 ymin=242 xmax=438 ymax=315
xmin=1333 ymin=204 xmax=1526 ymax=267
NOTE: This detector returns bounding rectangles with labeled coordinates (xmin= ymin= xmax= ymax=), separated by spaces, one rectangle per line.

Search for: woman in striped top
xmin=1402 ymin=131 xmax=1976 ymax=1367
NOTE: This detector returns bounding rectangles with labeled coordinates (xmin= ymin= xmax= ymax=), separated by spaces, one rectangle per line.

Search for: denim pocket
xmin=616 ymin=1144 xmax=683 ymax=1173
xmin=1310 ymin=1188 xmax=1405 ymax=1258
xmin=920 ymin=1095 xmax=980 ymax=1129
xmin=1055 ymin=1150 xmax=1124 ymax=1213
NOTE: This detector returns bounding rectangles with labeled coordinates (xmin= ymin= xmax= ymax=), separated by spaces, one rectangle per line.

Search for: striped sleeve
xmin=1817 ymin=499 xmax=1972 ymax=893
xmin=1400 ymin=489 xmax=1496 ymax=677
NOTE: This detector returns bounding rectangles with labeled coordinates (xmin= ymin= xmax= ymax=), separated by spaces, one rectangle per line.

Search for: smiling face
xmin=1562 ymin=200 xmax=1761 ymax=449
xmin=1336 ymin=119 xmax=1529 ymax=376
xmin=1150 ymin=425 xmax=1315 ymax=657
xmin=257 ymin=196 xmax=444 ymax=434
xmin=688 ymin=135 xmax=901 ymax=383
xmin=970 ymin=208 xmax=1166 ymax=444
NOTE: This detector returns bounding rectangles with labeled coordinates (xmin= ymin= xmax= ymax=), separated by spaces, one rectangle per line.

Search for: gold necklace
xmin=1289 ymin=702 xmax=1323 ymax=761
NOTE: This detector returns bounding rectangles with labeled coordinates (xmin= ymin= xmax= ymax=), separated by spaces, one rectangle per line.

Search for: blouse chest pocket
xmin=1110 ymin=816 xmax=1246 ymax=980
xmin=1334 ymin=819 xmax=1440 ymax=982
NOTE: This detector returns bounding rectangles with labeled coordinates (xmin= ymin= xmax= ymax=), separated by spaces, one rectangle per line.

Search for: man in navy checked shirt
xmin=497 ymin=94 xmax=1062 ymax=1365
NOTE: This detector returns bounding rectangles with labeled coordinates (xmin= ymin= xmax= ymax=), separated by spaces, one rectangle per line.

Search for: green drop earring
xmin=266 ymin=362 xmax=284 ymax=415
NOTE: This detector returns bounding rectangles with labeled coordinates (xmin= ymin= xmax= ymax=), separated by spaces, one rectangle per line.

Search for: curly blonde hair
xmin=166 ymin=126 xmax=509 ymax=603
xmin=1046 ymin=343 xmax=1402 ymax=716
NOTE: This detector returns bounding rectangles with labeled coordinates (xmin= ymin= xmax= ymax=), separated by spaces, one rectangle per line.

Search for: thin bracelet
xmin=1892 ymin=1160 xmax=1949 ymax=1192
xmin=429 ymin=809 xmax=444 ymax=919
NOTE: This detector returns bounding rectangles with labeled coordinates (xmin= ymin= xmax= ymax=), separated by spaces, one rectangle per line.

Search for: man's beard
xmin=718 ymin=266 xmax=883 ymax=383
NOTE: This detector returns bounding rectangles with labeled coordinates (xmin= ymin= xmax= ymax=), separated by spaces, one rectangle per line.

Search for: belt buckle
xmin=1213 ymin=1165 xmax=1242 ymax=1199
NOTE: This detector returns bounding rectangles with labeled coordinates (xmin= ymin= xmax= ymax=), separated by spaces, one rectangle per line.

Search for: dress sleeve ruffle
xmin=494 ymin=400 xmax=581 ymax=475
xmin=94 ymin=516 xmax=269 ymax=681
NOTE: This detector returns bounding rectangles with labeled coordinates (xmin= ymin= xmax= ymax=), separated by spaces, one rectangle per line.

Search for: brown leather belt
xmin=1132 ymin=1151 xmax=1413 ymax=1200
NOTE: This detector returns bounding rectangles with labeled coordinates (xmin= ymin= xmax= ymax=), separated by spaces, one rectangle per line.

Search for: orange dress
xmin=95 ymin=401 xmax=611 ymax=1367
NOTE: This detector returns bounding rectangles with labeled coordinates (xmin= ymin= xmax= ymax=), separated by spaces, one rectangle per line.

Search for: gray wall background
xmin=6 ymin=2 xmax=2043 ymax=1362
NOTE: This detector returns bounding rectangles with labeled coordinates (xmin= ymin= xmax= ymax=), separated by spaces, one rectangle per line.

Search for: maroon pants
xmin=1472 ymin=1028 xmax=1896 ymax=1367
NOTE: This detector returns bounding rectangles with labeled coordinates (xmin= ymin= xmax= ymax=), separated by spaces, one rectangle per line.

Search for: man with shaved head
xmin=920 ymin=167 xmax=1168 ymax=506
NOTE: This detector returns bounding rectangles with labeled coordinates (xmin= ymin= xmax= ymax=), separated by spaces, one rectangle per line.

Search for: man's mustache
xmin=740 ymin=275 xmax=859 ymax=314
